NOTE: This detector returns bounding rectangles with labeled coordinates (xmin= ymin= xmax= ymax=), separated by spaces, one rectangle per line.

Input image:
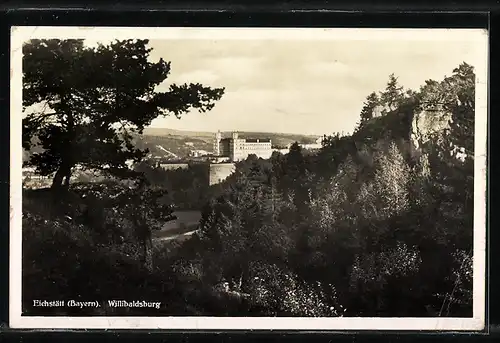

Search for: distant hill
xmin=133 ymin=133 xmax=213 ymax=160
xmin=23 ymin=128 xmax=320 ymax=163
xmin=143 ymin=128 xmax=319 ymax=152
xmin=143 ymin=128 xmax=216 ymax=139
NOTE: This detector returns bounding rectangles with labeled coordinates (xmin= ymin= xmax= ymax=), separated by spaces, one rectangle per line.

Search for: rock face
xmin=372 ymin=103 xmax=397 ymax=118
xmin=372 ymin=105 xmax=384 ymax=118
xmin=410 ymin=109 xmax=451 ymax=150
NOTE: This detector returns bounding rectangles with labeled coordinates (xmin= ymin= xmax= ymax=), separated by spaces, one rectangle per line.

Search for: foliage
xmin=379 ymin=73 xmax=406 ymax=113
xmin=22 ymin=39 xmax=224 ymax=190
xmin=247 ymin=263 xmax=344 ymax=317
xmin=184 ymin=63 xmax=476 ymax=317
xmin=23 ymin=63 xmax=476 ymax=317
xmin=134 ymin=160 xmax=210 ymax=210
xmin=360 ymin=92 xmax=380 ymax=122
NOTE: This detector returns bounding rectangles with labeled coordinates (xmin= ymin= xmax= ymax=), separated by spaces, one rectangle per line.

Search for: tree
xmin=285 ymin=143 xmax=306 ymax=184
xmin=360 ymin=92 xmax=380 ymax=122
xmin=418 ymin=79 xmax=443 ymax=110
xmin=373 ymin=143 xmax=411 ymax=218
xmin=72 ymin=179 xmax=176 ymax=270
xmin=417 ymin=63 xmax=474 ymax=159
xmin=22 ymin=39 xmax=225 ymax=191
xmin=379 ymin=73 xmax=405 ymax=113
xmin=444 ymin=63 xmax=475 ymax=158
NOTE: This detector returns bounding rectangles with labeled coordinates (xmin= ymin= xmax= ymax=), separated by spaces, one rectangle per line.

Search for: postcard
xmin=9 ymin=26 xmax=487 ymax=330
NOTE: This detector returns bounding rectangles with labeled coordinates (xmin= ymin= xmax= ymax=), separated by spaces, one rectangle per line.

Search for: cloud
xmin=157 ymin=56 xmax=265 ymax=91
xmin=171 ymin=69 xmax=220 ymax=85
xmin=80 ymin=36 xmax=484 ymax=136
xmin=306 ymin=60 xmax=351 ymax=76
xmin=150 ymin=87 xmax=362 ymax=136
xmin=207 ymin=56 xmax=265 ymax=81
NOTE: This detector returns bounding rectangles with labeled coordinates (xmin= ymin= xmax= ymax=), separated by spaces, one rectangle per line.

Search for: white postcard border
xmin=9 ymin=26 xmax=488 ymax=330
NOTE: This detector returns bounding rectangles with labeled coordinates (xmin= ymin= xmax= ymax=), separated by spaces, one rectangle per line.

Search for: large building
xmin=213 ymin=131 xmax=273 ymax=162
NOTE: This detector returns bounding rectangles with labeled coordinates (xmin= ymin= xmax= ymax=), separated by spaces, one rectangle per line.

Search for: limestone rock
xmin=372 ymin=104 xmax=384 ymax=118
xmin=410 ymin=109 xmax=451 ymax=150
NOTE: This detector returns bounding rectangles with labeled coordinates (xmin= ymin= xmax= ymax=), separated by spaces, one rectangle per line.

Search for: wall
xmin=214 ymin=133 xmax=274 ymax=162
xmin=219 ymin=140 xmax=231 ymax=156
xmin=230 ymin=140 xmax=273 ymax=161
xmin=299 ymin=143 xmax=322 ymax=150
xmin=273 ymin=148 xmax=289 ymax=154
xmin=209 ymin=163 xmax=236 ymax=186
xmin=159 ymin=163 xmax=190 ymax=171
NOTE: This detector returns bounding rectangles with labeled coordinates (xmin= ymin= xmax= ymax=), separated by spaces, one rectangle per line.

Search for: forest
xmin=21 ymin=39 xmax=475 ymax=317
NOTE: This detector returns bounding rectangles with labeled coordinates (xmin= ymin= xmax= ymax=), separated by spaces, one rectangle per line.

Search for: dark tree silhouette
xmin=380 ymin=73 xmax=405 ymax=113
xmin=360 ymin=92 xmax=380 ymax=122
xmin=445 ymin=63 xmax=475 ymax=158
xmin=22 ymin=39 xmax=225 ymax=191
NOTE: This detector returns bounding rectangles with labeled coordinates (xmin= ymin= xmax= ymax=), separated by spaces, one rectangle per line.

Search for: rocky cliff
xmin=410 ymin=108 xmax=451 ymax=150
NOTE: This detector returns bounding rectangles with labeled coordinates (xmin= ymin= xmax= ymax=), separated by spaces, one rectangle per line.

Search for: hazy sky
xmin=18 ymin=28 xmax=484 ymax=137
xmin=140 ymin=38 xmax=482 ymax=136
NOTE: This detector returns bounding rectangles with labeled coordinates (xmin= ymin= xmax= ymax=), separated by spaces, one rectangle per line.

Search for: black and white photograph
xmin=9 ymin=27 xmax=487 ymax=330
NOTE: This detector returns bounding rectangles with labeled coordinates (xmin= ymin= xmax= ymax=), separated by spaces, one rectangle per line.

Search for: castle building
xmin=213 ymin=131 xmax=273 ymax=162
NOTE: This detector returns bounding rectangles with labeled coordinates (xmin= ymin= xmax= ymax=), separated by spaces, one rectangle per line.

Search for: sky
xmin=21 ymin=28 xmax=486 ymax=137
xmin=141 ymin=37 xmax=483 ymax=136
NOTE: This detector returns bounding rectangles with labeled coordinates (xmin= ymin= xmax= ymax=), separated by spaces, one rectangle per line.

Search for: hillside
xmin=143 ymin=128 xmax=319 ymax=151
xmin=144 ymin=127 xmax=318 ymax=142
xmin=133 ymin=133 xmax=213 ymax=160
xmin=24 ymin=128 xmax=320 ymax=163
xmin=137 ymin=129 xmax=320 ymax=160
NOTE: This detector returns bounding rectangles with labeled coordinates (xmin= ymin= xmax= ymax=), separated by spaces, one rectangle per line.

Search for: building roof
xmin=220 ymin=137 xmax=271 ymax=143
xmin=245 ymin=138 xmax=271 ymax=143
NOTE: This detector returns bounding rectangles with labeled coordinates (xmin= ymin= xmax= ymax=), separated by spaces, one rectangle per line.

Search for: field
xmin=152 ymin=210 xmax=202 ymax=240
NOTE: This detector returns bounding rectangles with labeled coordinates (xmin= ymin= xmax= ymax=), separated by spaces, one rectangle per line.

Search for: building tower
xmin=214 ymin=130 xmax=221 ymax=156
xmin=230 ymin=131 xmax=240 ymax=161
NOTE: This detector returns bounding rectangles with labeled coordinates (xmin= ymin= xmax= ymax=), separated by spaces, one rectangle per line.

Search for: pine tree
xmin=380 ymin=73 xmax=405 ymax=113
xmin=445 ymin=63 xmax=475 ymax=159
xmin=22 ymin=39 xmax=225 ymax=191
xmin=360 ymin=92 xmax=380 ymax=122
